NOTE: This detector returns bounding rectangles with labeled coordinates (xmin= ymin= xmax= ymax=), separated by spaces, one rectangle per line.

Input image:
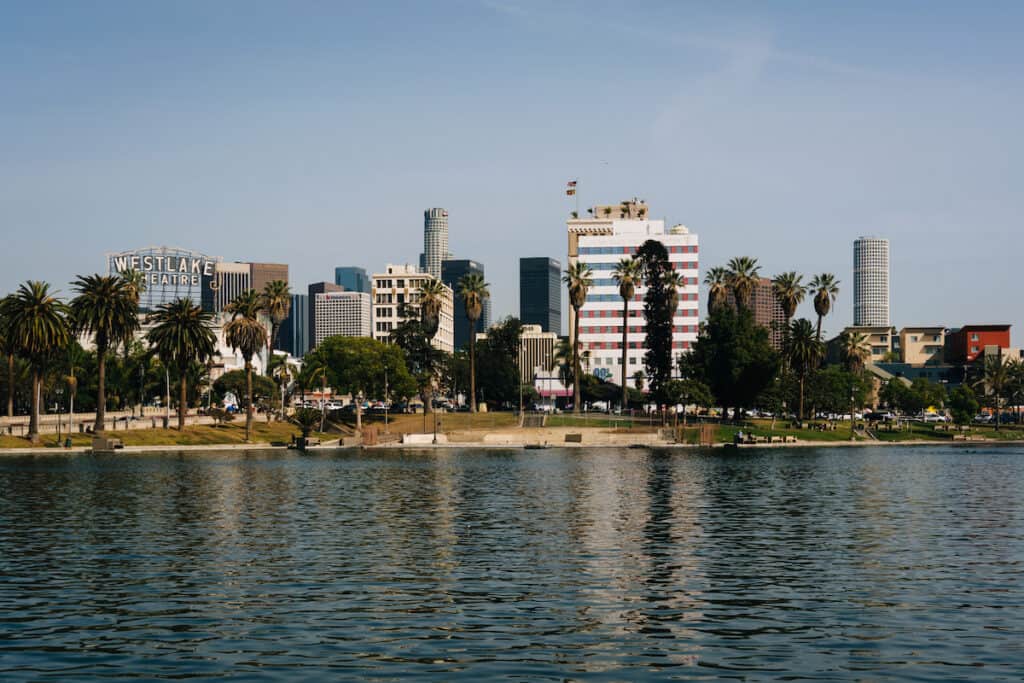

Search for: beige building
xmin=371 ymin=264 xmax=454 ymax=353
xmin=474 ymin=323 xmax=559 ymax=383
xmin=899 ymin=327 xmax=945 ymax=365
xmin=842 ymin=325 xmax=898 ymax=364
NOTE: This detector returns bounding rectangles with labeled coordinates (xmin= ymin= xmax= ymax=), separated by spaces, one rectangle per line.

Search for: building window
xmin=971 ymin=333 xmax=979 ymax=341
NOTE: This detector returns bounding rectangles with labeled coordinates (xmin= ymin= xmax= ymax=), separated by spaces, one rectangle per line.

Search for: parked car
xmin=920 ymin=413 xmax=949 ymax=423
xmin=865 ymin=411 xmax=895 ymax=422
xmin=973 ymin=413 xmax=993 ymax=424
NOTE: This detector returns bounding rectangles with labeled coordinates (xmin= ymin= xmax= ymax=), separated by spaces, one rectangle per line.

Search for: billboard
xmin=107 ymin=246 xmax=222 ymax=311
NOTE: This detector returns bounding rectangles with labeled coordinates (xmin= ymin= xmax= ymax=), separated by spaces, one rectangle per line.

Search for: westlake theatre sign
xmin=107 ymin=246 xmax=222 ymax=311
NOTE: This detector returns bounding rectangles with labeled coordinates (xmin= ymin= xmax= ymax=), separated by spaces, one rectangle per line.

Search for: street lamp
xmin=55 ymin=386 xmax=64 ymax=445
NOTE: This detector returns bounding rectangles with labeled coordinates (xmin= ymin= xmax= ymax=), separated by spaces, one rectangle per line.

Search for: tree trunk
xmin=573 ymin=306 xmax=581 ymax=414
xmin=356 ymin=397 xmax=363 ymax=433
xmin=245 ymin=360 xmax=254 ymax=442
xmin=816 ymin=315 xmax=823 ymax=342
xmin=798 ymin=374 xmax=806 ymax=422
xmin=621 ymin=297 xmax=629 ymax=410
xmin=28 ymin=370 xmax=40 ymax=444
xmin=469 ymin=321 xmax=478 ymax=413
xmin=178 ymin=365 xmax=188 ymax=431
xmin=6 ymin=353 xmax=13 ymax=419
xmin=94 ymin=340 xmax=107 ymax=434
xmin=266 ymin=324 xmax=279 ymax=376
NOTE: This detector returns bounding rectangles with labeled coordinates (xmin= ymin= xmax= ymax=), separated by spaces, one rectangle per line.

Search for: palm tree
xmin=808 ymin=273 xmax=840 ymax=341
xmin=771 ymin=272 xmax=806 ymax=324
xmin=726 ymin=256 xmax=760 ymax=310
xmin=225 ymin=292 xmax=269 ymax=443
xmin=839 ymin=330 xmax=871 ymax=372
xmin=612 ymin=257 xmax=642 ymax=409
xmin=146 ymin=298 xmax=217 ymax=430
xmin=457 ymin=273 xmax=490 ymax=412
xmin=563 ymin=261 xmax=593 ymax=414
xmin=704 ymin=266 xmax=730 ymax=315
xmin=2 ymin=282 xmax=71 ymax=443
xmin=0 ymin=298 xmax=17 ymax=419
xmin=69 ymin=274 xmax=140 ymax=434
xmin=977 ymin=354 xmax=1011 ymax=432
xmin=785 ymin=318 xmax=824 ymax=422
xmin=418 ymin=279 xmax=448 ymax=339
xmin=260 ymin=280 xmax=291 ymax=375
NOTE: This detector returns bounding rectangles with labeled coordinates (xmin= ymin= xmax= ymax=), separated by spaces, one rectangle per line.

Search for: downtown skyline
xmin=2 ymin=1 xmax=1022 ymax=337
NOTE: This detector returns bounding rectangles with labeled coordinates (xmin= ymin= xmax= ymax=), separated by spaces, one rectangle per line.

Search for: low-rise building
xmin=834 ymin=325 xmax=898 ymax=365
xmin=899 ymin=326 xmax=946 ymax=365
xmin=946 ymin=325 xmax=1012 ymax=363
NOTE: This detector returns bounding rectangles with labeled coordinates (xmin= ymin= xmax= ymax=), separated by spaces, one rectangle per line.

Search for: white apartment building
xmin=371 ymin=264 xmax=454 ymax=353
xmin=567 ymin=199 xmax=699 ymax=385
xmin=314 ymin=291 xmax=371 ymax=347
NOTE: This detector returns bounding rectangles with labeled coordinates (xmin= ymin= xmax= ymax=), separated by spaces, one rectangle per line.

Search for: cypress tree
xmin=636 ymin=240 xmax=673 ymax=405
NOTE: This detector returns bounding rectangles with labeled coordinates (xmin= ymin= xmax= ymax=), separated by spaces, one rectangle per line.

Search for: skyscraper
xmin=853 ymin=237 xmax=890 ymax=327
xmin=442 ymin=259 xmax=489 ymax=350
xmin=250 ymin=262 xmax=289 ymax=293
xmin=519 ymin=257 xmax=561 ymax=333
xmin=280 ymin=293 xmax=309 ymax=357
xmin=727 ymin=277 xmax=787 ymax=349
xmin=314 ymin=291 xmax=371 ymax=346
xmin=567 ymin=199 xmax=699 ymax=385
xmin=423 ymin=208 xmax=449 ymax=279
xmin=307 ymin=282 xmax=344 ymax=352
xmin=334 ymin=266 xmax=370 ymax=294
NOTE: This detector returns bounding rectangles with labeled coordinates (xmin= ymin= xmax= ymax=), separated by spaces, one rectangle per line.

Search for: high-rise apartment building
xmin=853 ymin=237 xmax=890 ymax=327
xmin=307 ymin=282 xmax=344 ymax=351
xmin=250 ymin=262 xmax=289 ymax=293
xmin=334 ymin=266 xmax=370 ymax=294
xmin=371 ymin=264 xmax=454 ymax=352
xmin=314 ymin=291 xmax=372 ymax=346
xmin=423 ymin=208 xmax=449 ymax=279
xmin=567 ymin=199 xmax=699 ymax=385
xmin=519 ymin=257 xmax=561 ymax=333
xmin=441 ymin=259 xmax=490 ymax=350
xmin=727 ymin=278 xmax=787 ymax=349
xmin=201 ymin=262 xmax=251 ymax=313
xmin=280 ymin=293 xmax=309 ymax=357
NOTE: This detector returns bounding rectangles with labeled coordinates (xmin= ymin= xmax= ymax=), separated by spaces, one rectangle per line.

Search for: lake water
xmin=1 ymin=445 xmax=1023 ymax=681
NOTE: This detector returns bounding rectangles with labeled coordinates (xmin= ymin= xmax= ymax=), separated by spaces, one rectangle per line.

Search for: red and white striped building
xmin=567 ymin=199 xmax=699 ymax=386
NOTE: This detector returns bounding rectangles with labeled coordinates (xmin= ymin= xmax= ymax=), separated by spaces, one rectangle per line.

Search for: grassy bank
xmin=0 ymin=422 xmax=329 ymax=449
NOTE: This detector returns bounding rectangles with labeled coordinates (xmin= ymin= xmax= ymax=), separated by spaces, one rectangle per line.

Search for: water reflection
xmin=1 ymin=446 xmax=1023 ymax=680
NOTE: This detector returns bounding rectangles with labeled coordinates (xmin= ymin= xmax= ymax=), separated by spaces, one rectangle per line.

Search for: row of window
xmin=587 ymin=277 xmax=698 ymax=288
xmin=580 ymin=325 xmax=699 ymax=335
xmin=583 ymin=261 xmax=699 ymax=271
xmin=585 ymin=290 xmax=698 ymax=302
xmin=578 ymin=245 xmax=699 ymax=255
xmin=587 ymin=341 xmax=692 ymax=350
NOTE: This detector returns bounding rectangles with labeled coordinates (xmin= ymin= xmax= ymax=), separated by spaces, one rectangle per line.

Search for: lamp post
xmin=55 ymin=387 xmax=63 ymax=445
xmin=850 ymin=384 xmax=857 ymax=440
xmin=384 ymin=363 xmax=389 ymax=433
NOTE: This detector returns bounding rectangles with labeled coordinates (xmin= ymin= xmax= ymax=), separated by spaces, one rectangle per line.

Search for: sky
xmin=2 ymin=1 xmax=1022 ymax=340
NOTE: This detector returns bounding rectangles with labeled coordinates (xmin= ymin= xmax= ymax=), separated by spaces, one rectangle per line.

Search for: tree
xmin=2 ymin=282 xmax=71 ymax=443
xmin=146 ymin=298 xmax=217 ymax=430
xmin=703 ymin=266 xmax=729 ymax=315
xmin=784 ymin=318 xmax=824 ymax=421
xmin=390 ymin=317 xmax=446 ymax=414
xmin=771 ymin=271 xmax=806 ymax=324
xmin=879 ymin=378 xmax=910 ymax=413
xmin=417 ymin=279 xmax=448 ymax=340
xmin=224 ymin=291 xmax=269 ymax=442
xmin=688 ymin=305 xmax=780 ymax=418
xmin=636 ymin=240 xmax=674 ymax=405
xmin=563 ymin=261 xmax=592 ymax=413
xmin=726 ymin=256 xmax=761 ymax=310
xmin=809 ymin=273 xmax=839 ymax=341
xmin=839 ymin=330 xmax=871 ymax=372
xmin=976 ymin=355 xmax=1011 ymax=431
xmin=948 ymin=386 xmax=980 ymax=428
xmin=0 ymin=298 xmax=17 ymax=419
xmin=806 ymin=366 xmax=871 ymax=419
xmin=457 ymin=272 xmax=490 ymax=412
xmin=611 ymin=257 xmax=642 ymax=408
xmin=213 ymin=370 xmax=276 ymax=408
xmin=69 ymin=274 xmax=140 ymax=434
xmin=475 ymin=317 xmax=523 ymax=409
xmin=260 ymin=280 xmax=291 ymax=374
xmin=664 ymin=378 xmax=713 ymax=425
xmin=292 ymin=407 xmax=322 ymax=441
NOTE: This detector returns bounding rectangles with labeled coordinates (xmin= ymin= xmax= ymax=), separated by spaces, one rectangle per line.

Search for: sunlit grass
xmin=0 ymin=421 xmax=329 ymax=449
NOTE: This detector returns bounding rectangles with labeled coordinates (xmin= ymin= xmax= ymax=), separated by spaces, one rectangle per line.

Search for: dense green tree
xmin=475 ymin=317 xmax=523 ymax=409
xmin=806 ymin=366 xmax=871 ymax=418
xmin=784 ymin=318 xmax=823 ymax=420
xmin=214 ymin=369 xmax=276 ymax=406
xmin=390 ymin=317 xmax=447 ymax=413
xmin=0 ymin=299 xmax=17 ymax=418
xmin=687 ymin=306 xmax=780 ymax=418
xmin=146 ymin=298 xmax=217 ymax=430
xmin=2 ymin=282 xmax=71 ymax=442
xmin=636 ymin=240 xmax=674 ymax=405
xmin=948 ymin=385 xmax=980 ymax=427
xmin=70 ymin=274 xmax=140 ymax=434
xmin=663 ymin=378 xmax=713 ymax=424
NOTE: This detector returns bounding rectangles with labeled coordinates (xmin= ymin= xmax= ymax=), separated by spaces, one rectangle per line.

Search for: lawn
xmin=0 ymin=421 xmax=329 ymax=449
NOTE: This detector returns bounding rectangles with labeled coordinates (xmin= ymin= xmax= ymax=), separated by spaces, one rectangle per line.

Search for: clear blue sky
xmin=2 ymin=1 xmax=1021 ymax=340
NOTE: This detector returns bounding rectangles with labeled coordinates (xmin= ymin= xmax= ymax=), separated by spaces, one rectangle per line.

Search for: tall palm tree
xmin=225 ymin=293 xmax=269 ymax=443
xmin=260 ymin=280 xmax=291 ymax=375
xmin=225 ymin=288 xmax=262 ymax=319
xmin=0 ymin=298 xmax=16 ymax=419
xmin=726 ymin=256 xmax=760 ymax=310
xmin=418 ymin=279 xmax=448 ymax=340
xmin=839 ymin=330 xmax=871 ymax=372
xmin=69 ymin=274 xmax=140 ymax=434
xmin=457 ymin=273 xmax=490 ymax=412
xmin=977 ymin=354 xmax=1011 ymax=432
xmin=120 ymin=269 xmax=147 ymax=310
xmin=808 ymin=273 xmax=840 ymax=341
xmin=612 ymin=257 xmax=642 ymax=408
xmin=563 ymin=261 xmax=593 ymax=414
xmin=704 ymin=266 xmax=729 ymax=315
xmin=3 ymin=282 xmax=71 ymax=443
xmin=146 ymin=298 xmax=216 ymax=430
xmin=785 ymin=318 xmax=824 ymax=422
xmin=771 ymin=271 xmax=806 ymax=325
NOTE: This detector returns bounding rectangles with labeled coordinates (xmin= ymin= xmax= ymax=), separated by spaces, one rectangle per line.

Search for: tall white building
xmin=567 ymin=199 xmax=699 ymax=386
xmin=313 ymin=291 xmax=371 ymax=347
xmin=853 ymin=236 xmax=890 ymax=327
xmin=423 ymin=208 xmax=449 ymax=280
xmin=371 ymin=264 xmax=454 ymax=353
